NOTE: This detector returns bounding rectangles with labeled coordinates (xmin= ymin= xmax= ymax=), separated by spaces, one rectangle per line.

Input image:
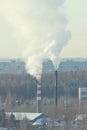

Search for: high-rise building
xmin=42 ymin=59 xmax=55 ymax=74
xmin=0 ymin=58 xmax=87 ymax=74
xmin=0 ymin=58 xmax=26 ymax=74
xmin=58 ymin=59 xmax=87 ymax=72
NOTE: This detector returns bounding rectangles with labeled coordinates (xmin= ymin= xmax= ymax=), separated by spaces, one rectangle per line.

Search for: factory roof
xmin=6 ymin=112 xmax=44 ymax=122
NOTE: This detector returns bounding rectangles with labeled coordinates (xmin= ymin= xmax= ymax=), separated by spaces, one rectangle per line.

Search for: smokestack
xmin=36 ymin=75 xmax=42 ymax=113
xmin=55 ymin=70 xmax=58 ymax=107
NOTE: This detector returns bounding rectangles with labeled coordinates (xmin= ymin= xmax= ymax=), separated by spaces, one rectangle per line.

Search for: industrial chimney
xmin=36 ymin=75 xmax=42 ymax=113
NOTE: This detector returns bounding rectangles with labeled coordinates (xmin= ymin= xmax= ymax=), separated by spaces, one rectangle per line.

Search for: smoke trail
xmin=0 ymin=0 xmax=71 ymax=77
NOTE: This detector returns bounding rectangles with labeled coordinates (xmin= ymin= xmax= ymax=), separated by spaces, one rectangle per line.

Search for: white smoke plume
xmin=0 ymin=0 xmax=71 ymax=77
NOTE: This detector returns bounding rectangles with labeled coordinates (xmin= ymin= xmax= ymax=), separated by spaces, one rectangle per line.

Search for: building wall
xmin=42 ymin=59 xmax=55 ymax=74
xmin=0 ymin=58 xmax=87 ymax=74
xmin=0 ymin=59 xmax=26 ymax=74
xmin=59 ymin=59 xmax=87 ymax=72
xmin=78 ymin=88 xmax=87 ymax=104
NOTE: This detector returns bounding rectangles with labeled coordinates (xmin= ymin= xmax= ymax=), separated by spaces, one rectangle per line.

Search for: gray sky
xmin=0 ymin=0 xmax=87 ymax=59
xmin=61 ymin=0 xmax=87 ymax=58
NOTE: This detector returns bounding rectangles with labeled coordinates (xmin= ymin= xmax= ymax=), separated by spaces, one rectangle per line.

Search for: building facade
xmin=0 ymin=58 xmax=87 ymax=74
xmin=0 ymin=58 xmax=26 ymax=74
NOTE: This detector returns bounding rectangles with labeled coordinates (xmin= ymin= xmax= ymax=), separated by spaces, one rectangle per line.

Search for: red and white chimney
xmin=36 ymin=75 xmax=42 ymax=113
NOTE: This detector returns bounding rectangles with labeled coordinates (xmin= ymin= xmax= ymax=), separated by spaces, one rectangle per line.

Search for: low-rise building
xmin=6 ymin=112 xmax=44 ymax=122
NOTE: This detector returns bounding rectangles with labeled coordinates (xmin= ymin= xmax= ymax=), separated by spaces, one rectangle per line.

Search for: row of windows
xmin=81 ymin=92 xmax=87 ymax=95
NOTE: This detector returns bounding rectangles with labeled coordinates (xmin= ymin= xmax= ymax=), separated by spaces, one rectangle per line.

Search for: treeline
xmin=0 ymin=70 xmax=87 ymax=102
xmin=42 ymin=70 xmax=87 ymax=98
xmin=0 ymin=74 xmax=36 ymax=102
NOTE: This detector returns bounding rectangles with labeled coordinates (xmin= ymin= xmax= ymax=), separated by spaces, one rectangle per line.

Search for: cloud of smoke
xmin=0 ymin=0 xmax=71 ymax=77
